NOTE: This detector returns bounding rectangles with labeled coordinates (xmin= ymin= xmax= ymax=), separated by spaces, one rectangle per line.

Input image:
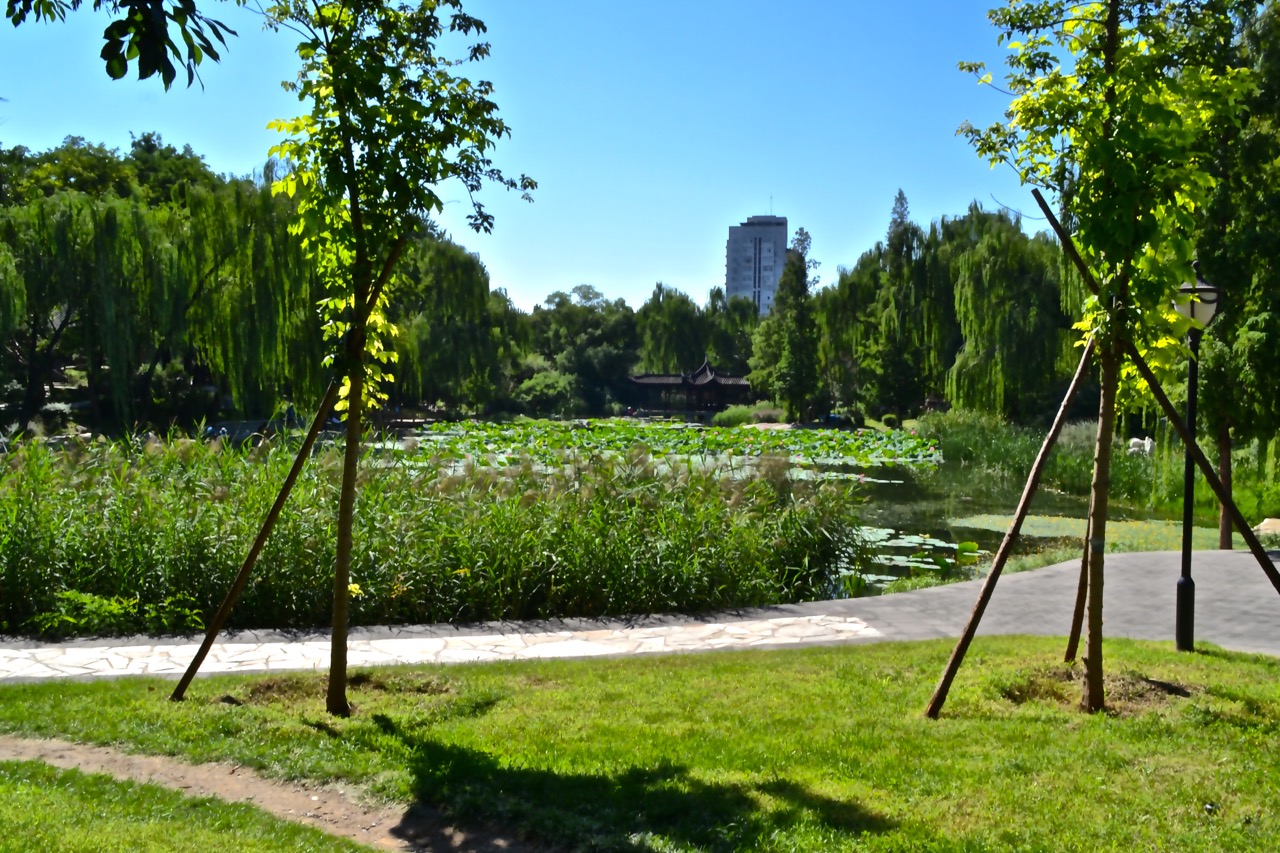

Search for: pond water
xmin=837 ymin=459 xmax=1189 ymax=594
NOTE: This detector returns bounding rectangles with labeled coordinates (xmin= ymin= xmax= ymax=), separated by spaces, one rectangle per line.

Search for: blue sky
xmin=0 ymin=1 xmax=1033 ymax=310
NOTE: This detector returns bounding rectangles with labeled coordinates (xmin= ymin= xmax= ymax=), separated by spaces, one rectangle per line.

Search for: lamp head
xmin=1174 ymin=266 xmax=1221 ymax=327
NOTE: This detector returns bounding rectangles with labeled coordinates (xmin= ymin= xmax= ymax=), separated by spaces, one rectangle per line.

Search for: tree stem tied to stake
xmin=170 ymin=235 xmax=409 ymax=702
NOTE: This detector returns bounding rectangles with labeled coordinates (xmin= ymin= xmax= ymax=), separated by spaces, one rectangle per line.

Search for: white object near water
xmin=1127 ymin=436 xmax=1155 ymax=456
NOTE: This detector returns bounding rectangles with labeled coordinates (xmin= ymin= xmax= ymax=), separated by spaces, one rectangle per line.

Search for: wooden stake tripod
xmin=925 ymin=191 xmax=1280 ymax=718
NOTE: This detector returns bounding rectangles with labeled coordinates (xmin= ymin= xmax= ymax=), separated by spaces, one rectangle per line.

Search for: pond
xmin=842 ymin=457 xmax=1230 ymax=595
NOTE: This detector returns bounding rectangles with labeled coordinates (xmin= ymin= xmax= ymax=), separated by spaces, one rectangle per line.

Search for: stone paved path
xmin=2 ymin=550 xmax=1278 ymax=683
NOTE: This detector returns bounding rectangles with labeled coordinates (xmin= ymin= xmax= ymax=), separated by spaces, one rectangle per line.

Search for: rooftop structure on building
xmin=725 ymin=215 xmax=788 ymax=316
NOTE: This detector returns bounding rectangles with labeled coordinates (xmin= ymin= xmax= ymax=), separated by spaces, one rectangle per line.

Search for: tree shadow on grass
xmin=372 ymin=714 xmax=895 ymax=852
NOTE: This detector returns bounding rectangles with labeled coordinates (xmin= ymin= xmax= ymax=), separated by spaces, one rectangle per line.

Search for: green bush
xmin=710 ymin=402 xmax=784 ymax=428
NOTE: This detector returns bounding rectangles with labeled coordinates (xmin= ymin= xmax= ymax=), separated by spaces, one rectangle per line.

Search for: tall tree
xmin=704 ymin=286 xmax=757 ymax=376
xmin=635 ymin=283 xmax=705 ymax=374
xmin=526 ymin=285 xmax=636 ymax=414
xmin=947 ymin=207 xmax=1067 ymax=421
xmin=266 ymin=0 xmax=532 ymax=715
xmin=962 ymin=0 xmax=1254 ymax=711
xmin=750 ymin=231 xmax=817 ymax=421
xmin=1195 ymin=1 xmax=1280 ymax=546
xmin=390 ymin=236 xmax=497 ymax=410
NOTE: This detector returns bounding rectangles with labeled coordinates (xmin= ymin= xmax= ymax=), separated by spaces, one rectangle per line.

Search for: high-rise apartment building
xmin=725 ymin=215 xmax=788 ymax=316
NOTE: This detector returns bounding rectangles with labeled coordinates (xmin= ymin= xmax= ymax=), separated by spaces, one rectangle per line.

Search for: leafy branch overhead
xmin=958 ymin=0 xmax=1255 ymax=349
xmin=6 ymin=0 xmax=239 ymax=88
xmin=265 ymin=0 xmax=535 ymax=410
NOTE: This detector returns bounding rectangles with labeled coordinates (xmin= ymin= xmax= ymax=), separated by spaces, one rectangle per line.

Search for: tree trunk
xmin=21 ymin=319 xmax=45 ymax=430
xmin=1083 ymin=341 xmax=1120 ymax=713
xmin=327 ymin=341 xmax=364 ymax=717
xmin=1218 ymin=421 xmax=1233 ymax=550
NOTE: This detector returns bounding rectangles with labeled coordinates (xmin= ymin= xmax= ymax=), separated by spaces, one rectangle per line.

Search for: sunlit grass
xmin=953 ymin=514 xmax=1248 ymax=574
xmin=0 ymin=638 xmax=1276 ymax=851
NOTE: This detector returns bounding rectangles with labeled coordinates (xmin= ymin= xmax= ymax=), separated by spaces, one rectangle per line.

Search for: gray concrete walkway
xmin=2 ymin=550 xmax=1278 ymax=683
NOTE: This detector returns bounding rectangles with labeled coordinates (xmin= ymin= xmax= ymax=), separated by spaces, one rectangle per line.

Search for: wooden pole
xmin=1064 ymin=508 xmax=1092 ymax=662
xmin=924 ymin=337 xmax=1095 ymax=718
xmin=1029 ymin=189 xmax=1280 ymax=595
xmin=1125 ymin=345 xmax=1280 ymax=594
xmin=170 ymin=380 xmax=341 ymax=701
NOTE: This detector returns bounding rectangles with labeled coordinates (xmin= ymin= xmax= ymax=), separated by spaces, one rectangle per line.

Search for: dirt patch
xmin=1105 ymin=673 xmax=1194 ymax=713
xmin=999 ymin=665 xmax=1195 ymax=715
xmin=0 ymin=735 xmax=536 ymax=852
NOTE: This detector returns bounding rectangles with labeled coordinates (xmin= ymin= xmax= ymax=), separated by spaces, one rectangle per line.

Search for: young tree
xmin=962 ymin=0 xmax=1253 ymax=711
xmin=267 ymin=0 xmax=532 ymax=715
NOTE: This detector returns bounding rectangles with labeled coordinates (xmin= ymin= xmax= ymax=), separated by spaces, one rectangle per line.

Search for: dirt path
xmin=0 ymin=735 xmax=534 ymax=852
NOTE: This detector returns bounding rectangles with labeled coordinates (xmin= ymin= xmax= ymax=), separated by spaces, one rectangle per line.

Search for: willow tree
xmin=0 ymin=195 xmax=83 ymax=424
xmin=704 ymin=286 xmax=756 ymax=377
xmin=178 ymin=178 xmax=326 ymax=415
xmin=0 ymin=176 xmax=320 ymax=431
xmin=636 ymin=283 xmax=706 ymax=375
xmin=962 ymin=0 xmax=1254 ymax=711
xmin=266 ymin=0 xmax=532 ymax=715
xmin=390 ymin=235 xmax=497 ymax=409
xmin=947 ymin=208 xmax=1067 ymax=421
xmin=0 ymin=193 xmax=189 ymax=428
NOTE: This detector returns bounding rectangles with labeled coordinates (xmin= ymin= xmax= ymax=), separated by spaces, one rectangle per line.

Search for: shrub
xmin=710 ymin=402 xmax=784 ymax=428
xmin=915 ymin=408 xmax=1156 ymax=501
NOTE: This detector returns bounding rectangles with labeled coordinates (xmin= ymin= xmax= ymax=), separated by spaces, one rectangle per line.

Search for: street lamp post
xmin=1172 ymin=267 xmax=1221 ymax=652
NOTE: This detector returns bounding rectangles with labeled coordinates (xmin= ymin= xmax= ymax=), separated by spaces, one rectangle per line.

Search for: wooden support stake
xmin=1124 ymin=344 xmax=1280 ymax=594
xmin=1064 ymin=509 xmax=1091 ymax=662
xmin=170 ymin=381 xmax=341 ymax=701
xmin=925 ymin=337 xmax=1095 ymax=718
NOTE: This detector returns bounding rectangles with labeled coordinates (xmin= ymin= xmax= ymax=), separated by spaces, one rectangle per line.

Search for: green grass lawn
xmin=0 ymin=760 xmax=366 ymax=852
xmin=1 ymin=638 xmax=1277 ymax=851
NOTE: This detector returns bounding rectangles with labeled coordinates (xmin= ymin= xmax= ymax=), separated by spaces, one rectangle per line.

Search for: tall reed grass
xmin=0 ymin=437 xmax=867 ymax=637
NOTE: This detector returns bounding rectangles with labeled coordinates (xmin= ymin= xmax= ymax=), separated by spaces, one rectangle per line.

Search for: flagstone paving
xmin=1 ymin=549 xmax=1277 ymax=683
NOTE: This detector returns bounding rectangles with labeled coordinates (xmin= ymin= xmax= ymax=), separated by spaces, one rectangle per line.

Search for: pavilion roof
xmin=629 ymin=358 xmax=749 ymax=388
